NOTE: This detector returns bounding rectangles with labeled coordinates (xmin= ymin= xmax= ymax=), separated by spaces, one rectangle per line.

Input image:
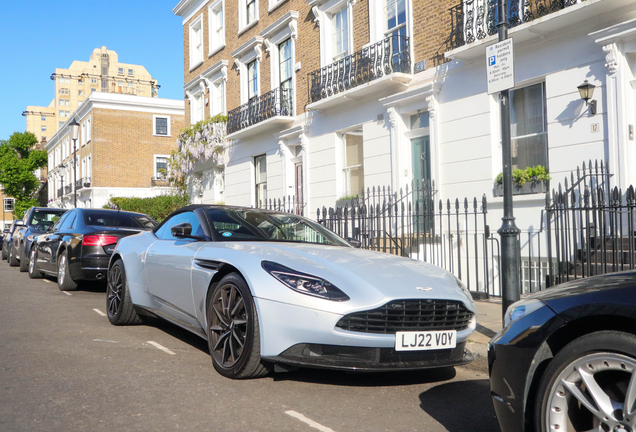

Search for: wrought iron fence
xmin=75 ymin=179 xmax=83 ymax=190
xmin=57 ymin=187 xmax=63 ymax=198
xmin=64 ymin=184 xmax=72 ymax=194
xmin=259 ymin=195 xmax=305 ymax=216
xmin=308 ymin=35 xmax=411 ymax=104
xmin=450 ymin=0 xmax=584 ymax=50
xmin=82 ymin=177 xmax=91 ymax=188
xmin=227 ymin=87 xmax=292 ymax=134
xmin=317 ymin=181 xmax=501 ymax=296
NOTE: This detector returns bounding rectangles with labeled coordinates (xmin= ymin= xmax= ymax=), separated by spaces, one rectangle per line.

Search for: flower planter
xmin=493 ymin=181 xmax=547 ymax=197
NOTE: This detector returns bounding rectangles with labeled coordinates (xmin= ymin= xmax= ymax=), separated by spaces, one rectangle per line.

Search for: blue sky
xmin=0 ymin=0 xmax=185 ymax=140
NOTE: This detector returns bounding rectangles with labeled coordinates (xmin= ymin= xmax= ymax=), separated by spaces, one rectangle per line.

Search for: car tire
xmin=57 ymin=250 xmax=78 ymax=291
xmin=8 ymin=246 xmax=19 ymax=267
xmin=1 ymin=246 xmax=6 ymax=260
xmin=207 ymin=273 xmax=272 ymax=379
xmin=535 ymin=331 xmax=636 ymax=432
xmin=106 ymin=260 xmax=141 ymax=325
xmin=28 ymin=247 xmax=43 ymax=279
xmin=19 ymin=246 xmax=28 ymax=272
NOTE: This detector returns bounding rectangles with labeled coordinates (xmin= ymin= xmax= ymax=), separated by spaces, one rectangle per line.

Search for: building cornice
xmin=260 ymin=11 xmax=300 ymax=39
xmin=173 ymin=0 xmax=208 ymax=24
xmin=231 ymin=36 xmax=264 ymax=59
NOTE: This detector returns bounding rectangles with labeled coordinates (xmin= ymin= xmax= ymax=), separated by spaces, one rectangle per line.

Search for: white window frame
xmin=208 ymin=0 xmax=226 ymax=56
xmin=232 ymin=37 xmax=264 ymax=105
xmin=153 ymin=115 xmax=171 ymax=136
xmin=189 ymin=14 xmax=204 ymax=70
xmin=154 ymin=154 xmax=170 ymax=180
xmin=368 ymin=0 xmax=413 ymax=44
xmin=186 ymin=81 xmax=206 ymax=124
xmin=238 ymin=0 xmax=259 ymax=35
xmin=314 ymin=0 xmax=354 ymax=67
xmin=4 ymin=198 xmax=15 ymax=212
xmin=202 ymin=60 xmax=229 ymax=117
xmin=87 ymin=116 xmax=92 ymax=143
xmin=81 ymin=121 xmax=87 ymax=147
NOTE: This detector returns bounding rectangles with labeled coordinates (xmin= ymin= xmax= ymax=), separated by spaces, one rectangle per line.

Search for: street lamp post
xmin=497 ymin=0 xmax=521 ymax=320
xmin=69 ymin=118 xmax=80 ymax=208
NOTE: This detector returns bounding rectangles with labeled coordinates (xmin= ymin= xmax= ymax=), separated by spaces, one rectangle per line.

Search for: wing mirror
xmin=15 ymin=220 xmax=24 ymax=227
xmin=347 ymin=238 xmax=362 ymax=248
xmin=171 ymin=223 xmax=205 ymax=241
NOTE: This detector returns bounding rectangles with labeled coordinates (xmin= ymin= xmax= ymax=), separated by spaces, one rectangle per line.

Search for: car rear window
xmin=84 ymin=211 xmax=158 ymax=229
xmin=30 ymin=210 xmax=66 ymax=229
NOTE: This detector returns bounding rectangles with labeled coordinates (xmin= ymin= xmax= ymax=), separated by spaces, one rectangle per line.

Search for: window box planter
xmin=493 ymin=181 xmax=548 ymax=197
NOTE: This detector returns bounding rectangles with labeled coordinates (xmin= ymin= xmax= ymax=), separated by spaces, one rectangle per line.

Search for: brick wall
xmin=89 ymin=108 xmax=185 ymax=188
xmin=413 ymin=0 xmax=456 ymax=69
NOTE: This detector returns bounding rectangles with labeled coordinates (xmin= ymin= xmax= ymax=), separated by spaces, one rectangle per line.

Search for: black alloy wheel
xmin=28 ymin=247 xmax=42 ymax=279
xmin=536 ymin=331 xmax=636 ymax=432
xmin=207 ymin=273 xmax=270 ymax=379
xmin=106 ymin=260 xmax=141 ymax=325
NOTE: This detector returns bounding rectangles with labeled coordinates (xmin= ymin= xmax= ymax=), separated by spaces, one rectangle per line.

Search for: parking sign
xmin=486 ymin=38 xmax=514 ymax=94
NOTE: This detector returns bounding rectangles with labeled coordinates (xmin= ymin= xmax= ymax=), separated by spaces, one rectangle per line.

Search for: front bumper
xmin=255 ymin=297 xmax=476 ymax=371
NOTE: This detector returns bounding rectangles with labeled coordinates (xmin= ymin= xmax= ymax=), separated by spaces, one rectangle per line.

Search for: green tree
xmin=0 ymin=132 xmax=48 ymax=219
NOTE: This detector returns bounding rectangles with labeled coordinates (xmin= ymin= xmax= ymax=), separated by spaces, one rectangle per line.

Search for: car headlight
xmin=454 ymin=276 xmax=475 ymax=304
xmin=503 ymin=298 xmax=545 ymax=327
xmin=261 ymin=261 xmax=349 ymax=301
xmin=27 ymin=235 xmax=35 ymax=241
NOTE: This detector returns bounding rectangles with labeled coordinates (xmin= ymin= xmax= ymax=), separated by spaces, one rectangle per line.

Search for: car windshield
xmin=30 ymin=210 xmax=66 ymax=229
xmin=203 ymin=208 xmax=350 ymax=246
xmin=84 ymin=211 xmax=158 ymax=229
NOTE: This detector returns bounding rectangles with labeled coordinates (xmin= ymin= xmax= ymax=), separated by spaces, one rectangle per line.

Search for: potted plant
xmin=494 ymin=165 xmax=551 ymax=197
xmin=335 ymin=193 xmax=360 ymax=208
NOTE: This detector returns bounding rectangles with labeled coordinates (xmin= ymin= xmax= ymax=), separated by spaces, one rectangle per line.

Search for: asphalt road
xmin=0 ymin=259 xmax=500 ymax=432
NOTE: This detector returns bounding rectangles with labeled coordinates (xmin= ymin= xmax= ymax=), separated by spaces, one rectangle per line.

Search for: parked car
xmin=29 ymin=208 xmax=158 ymax=290
xmin=106 ymin=205 xmax=477 ymax=379
xmin=0 ymin=228 xmax=9 ymax=250
xmin=9 ymin=207 xmax=67 ymax=272
xmin=3 ymin=220 xmax=24 ymax=262
xmin=488 ymin=271 xmax=636 ymax=432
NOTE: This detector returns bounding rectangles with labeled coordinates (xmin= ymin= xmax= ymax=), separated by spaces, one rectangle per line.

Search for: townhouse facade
xmin=46 ymin=92 xmax=185 ymax=209
xmin=24 ymin=47 xmax=159 ymax=144
xmin=2 ymin=191 xmax=15 ymax=229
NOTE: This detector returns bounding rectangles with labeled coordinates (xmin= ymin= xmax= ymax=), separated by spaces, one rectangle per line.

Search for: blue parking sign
xmin=488 ymin=56 xmax=496 ymax=66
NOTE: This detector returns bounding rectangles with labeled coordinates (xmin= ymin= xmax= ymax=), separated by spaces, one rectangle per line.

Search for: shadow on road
xmin=143 ymin=316 xmax=210 ymax=354
xmin=274 ymin=366 xmax=457 ymax=387
xmin=419 ymin=379 xmax=499 ymax=432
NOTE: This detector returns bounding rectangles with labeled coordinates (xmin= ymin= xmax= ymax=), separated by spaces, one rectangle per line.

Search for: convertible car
xmin=107 ymin=205 xmax=477 ymax=379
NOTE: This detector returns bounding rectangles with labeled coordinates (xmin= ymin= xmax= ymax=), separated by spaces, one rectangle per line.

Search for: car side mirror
xmin=347 ymin=238 xmax=362 ymax=248
xmin=15 ymin=221 xmax=24 ymax=227
xmin=171 ymin=223 xmax=193 ymax=237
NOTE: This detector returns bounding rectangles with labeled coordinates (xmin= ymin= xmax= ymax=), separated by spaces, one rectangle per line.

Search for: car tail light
xmin=82 ymin=235 xmax=119 ymax=247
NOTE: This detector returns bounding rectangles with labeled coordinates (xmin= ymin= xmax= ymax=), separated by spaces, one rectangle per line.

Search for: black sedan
xmin=29 ymin=208 xmax=157 ymax=290
xmin=488 ymin=271 xmax=636 ymax=432
xmin=9 ymin=206 xmax=66 ymax=272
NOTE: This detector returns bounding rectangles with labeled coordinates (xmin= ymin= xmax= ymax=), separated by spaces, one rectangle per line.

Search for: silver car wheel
xmin=545 ymin=352 xmax=636 ymax=432
xmin=58 ymin=255 xmax=66 ymax=284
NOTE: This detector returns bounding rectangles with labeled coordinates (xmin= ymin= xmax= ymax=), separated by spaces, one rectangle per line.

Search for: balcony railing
xmin=57 ymin=187 xmax=63 ymax=198
xmin=227 ymin=87 xmax=293 ymax=135
xmin=151 ymin=177 xmax=169 ymax=187
xmin=75 ymin=179 xmax=84 ymax=190
xmin=450 ymin=0 xmax=583 ymax=49
xmin=64 ymin=184 xmax=72 ymax=194
xmin=308 ymin=35 xmax=411 ymax=104
xmin=82 ymin=177 xmax=91 ymax=188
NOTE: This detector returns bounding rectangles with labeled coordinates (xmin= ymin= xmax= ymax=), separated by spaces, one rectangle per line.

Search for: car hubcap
xmin=29 ymin=250 xmax=35 ymax=273
xmin=209 ymin=284 xmax=247 ymax=368
xmin=107 ymin=266 xmax=122 ymax=318
xmin=546 ymin=353 xmax=636 ymax=432
xmin=59 ymin=256 xmax=66 ymax=283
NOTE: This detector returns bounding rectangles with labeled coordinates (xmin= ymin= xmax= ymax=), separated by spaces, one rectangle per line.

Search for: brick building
xmin=173 ymin=0 xmax=453 ymax=210
xmin=46 ymin=92 xmax=185 ymax=209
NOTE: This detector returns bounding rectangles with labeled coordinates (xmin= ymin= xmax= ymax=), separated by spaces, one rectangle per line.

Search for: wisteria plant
xmin=166 ymin=114 xmax=227 ymax=191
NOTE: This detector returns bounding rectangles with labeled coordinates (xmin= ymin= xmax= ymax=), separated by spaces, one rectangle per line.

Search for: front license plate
xmin=395 ymin=330 xmax=457 ymax=351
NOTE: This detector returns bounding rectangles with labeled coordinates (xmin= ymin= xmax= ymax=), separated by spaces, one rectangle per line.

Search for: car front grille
xmin=336 ymin=299 xmax=473 ymax=334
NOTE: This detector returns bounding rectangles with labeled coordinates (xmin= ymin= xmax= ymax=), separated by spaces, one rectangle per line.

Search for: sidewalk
xmin=463 ymin=299 xmax=504 ymax=373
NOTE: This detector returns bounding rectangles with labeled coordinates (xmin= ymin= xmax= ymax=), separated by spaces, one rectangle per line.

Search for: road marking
xmin=285 ymin=411 xmax=336 ymax=432
xmin=147 ymin=341 xmax=176 ymax=355
xmin=62 ymin=291 xmax=72 ymax=296
xmin=93 ymin=308 xmax=106 ymax=317
xmin=93 ymin=339 xmax=118 ymax=343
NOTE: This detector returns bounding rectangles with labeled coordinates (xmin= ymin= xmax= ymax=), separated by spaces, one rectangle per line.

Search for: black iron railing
xmin=317 ymin=181 xmax=501 ymax=297
xmin=308 ymin=35 xmax=411 ymax=104
xmin=227 ymin=87 xmax=292 ymax=135
xmin=64 ymin=184 xmax=72 ymax=194
xmin=75 ymin=179 xmax=84 ymax=190
xmin=450 ymin=0 xmax=582 ymax=49
xmin=57 ymin=187 xmax=63 ymax=198
xmin=259 ymin=195 xmax=305 ymax=216
xmin=82 ymin=177 xmax=91 ymax=188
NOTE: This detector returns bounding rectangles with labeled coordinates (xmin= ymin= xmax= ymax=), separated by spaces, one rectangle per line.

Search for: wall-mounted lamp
xmin=577 ymin=80 xmax=597 ymax=116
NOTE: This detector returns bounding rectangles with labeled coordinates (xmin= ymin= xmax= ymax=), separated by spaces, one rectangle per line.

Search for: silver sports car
xmin=107 ymin=205 xmax=477 ymax=379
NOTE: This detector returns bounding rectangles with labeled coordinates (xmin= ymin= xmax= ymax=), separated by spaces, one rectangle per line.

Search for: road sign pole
xmin=496 ymin=0 xmax=521 ymax=321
